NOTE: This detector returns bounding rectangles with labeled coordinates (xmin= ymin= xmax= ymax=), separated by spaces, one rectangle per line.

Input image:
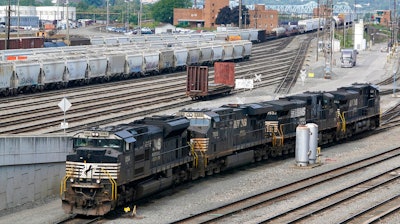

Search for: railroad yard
xmin=1 ymin=26 xmax=400 ymax=224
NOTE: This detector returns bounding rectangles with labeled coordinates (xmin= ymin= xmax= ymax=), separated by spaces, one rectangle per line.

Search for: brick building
xmin=174 ymin=0 xmax=229 ymax=28
xmin=174 ymin=1 xmax=279 ymax=31
xmin=373 ymin=10 xmax=391 ymax=27
xmin=248 ymin=5 xmax=278 ymax=32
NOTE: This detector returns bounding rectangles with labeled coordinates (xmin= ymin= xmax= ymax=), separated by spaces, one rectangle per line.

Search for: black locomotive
xmin=61 ymin=83 xmax=380 ymax=216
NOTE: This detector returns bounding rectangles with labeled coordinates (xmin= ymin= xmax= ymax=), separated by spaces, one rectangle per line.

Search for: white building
xmin=0 ymin=5 xmax=76 ymax=22
xmin=154 ymin=23 xmax=176 ymax=34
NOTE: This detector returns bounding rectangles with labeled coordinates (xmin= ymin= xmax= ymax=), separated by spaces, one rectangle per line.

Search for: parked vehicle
xmin=340 ymin=49 xmax=358 ymax=68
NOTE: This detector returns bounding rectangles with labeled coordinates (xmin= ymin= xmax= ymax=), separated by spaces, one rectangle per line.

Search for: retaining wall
xmin=0 ymin=135 xmax=72 ymax=211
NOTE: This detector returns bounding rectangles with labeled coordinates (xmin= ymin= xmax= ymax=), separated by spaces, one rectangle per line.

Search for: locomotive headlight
xmin=96 ymin=179 xmax=101 ymax=184
xmin=70 ymin=178 xmax=74 ymax=183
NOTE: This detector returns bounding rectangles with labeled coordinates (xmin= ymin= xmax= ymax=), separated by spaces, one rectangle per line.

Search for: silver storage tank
xmin=306 ymin=123 xmax=319 ymax=164
xmin=295 ymin=124 xmax=310 ymax=166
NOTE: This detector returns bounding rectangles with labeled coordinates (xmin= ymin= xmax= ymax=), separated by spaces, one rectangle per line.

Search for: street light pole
xmin=239 ymin=0 xmax=242 ymax=29
xmin=66 ymin=0 xmax=70 ymax=45
xmin=106 ymin=0 xmax=109 ymax=32
xmin=138 ymin=0 xmax=142 ymax=35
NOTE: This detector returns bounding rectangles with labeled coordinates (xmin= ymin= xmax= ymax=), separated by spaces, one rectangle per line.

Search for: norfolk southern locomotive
xmin=61 ymin=83 xmax=380 ymax=216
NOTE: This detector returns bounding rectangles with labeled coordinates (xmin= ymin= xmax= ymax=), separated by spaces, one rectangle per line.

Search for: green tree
xmin=150 ymin=0 xmax=191 ymax=24
xmin=231 ymin=6 xmax=250 ymax=27
xmin=215 ymin=6 xmax=231 ymax=25
xmin=83 ymin=0 xmax=104 ymax=7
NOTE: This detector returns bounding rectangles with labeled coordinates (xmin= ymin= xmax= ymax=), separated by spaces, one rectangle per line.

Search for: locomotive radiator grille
xmin=66 ymin=161 xmax=120 ymax=180
xmin=265 ymin=121 xmax=284 ymax=146
xmin=190 ymin=138 xmax=209 ymax=152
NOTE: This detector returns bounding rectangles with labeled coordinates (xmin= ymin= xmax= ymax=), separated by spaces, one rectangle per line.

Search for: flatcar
xmin=61 ymin=83 xmax=380 ymax=216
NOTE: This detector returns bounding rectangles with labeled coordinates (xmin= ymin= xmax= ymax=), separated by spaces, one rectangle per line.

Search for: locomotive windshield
xmin=189 ymin=118 xmax=210 ymax=127
xmin=73 ymin=138 xmax=124 ymax=151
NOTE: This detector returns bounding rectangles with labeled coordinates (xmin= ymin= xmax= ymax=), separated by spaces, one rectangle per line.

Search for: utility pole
xmin=106 ymin=0 xmax=109 ymax=32
xmin=393 ymin=0 xmax=397 ymax=47
xmin=66 ymin=0 xmax=70 ymax=46
xmin=239 ymin=0 xmax=242 ymax=29
xmin=6 ymin=0 xmax=11 ymax=50
xmin=316 ymin=0 xmax=320 ymax=62
xmin=138 ymin=0 xmax=142 ymax=35
xmin=322 ymin=1 xmax=334 ymax=79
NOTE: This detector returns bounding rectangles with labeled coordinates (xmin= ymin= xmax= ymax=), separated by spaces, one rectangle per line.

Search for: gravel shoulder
xmin=1 ymin=35 xmax=400 ymax=224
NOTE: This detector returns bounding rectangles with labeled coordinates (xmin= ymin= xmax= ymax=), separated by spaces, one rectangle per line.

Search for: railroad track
xmin=1 ymin=37 xmax=303 ymax=134
xmin=171 ymin=147 xmax=400 ymax=224
xmin=55 ymin=214 xmax=103 ymax=224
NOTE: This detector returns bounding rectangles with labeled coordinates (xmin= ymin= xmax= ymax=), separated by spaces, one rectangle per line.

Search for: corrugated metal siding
xmin=214 ymin=62 xmax=235 ymax=87
xmin=186 ymin=66 xmax=209 ymax=96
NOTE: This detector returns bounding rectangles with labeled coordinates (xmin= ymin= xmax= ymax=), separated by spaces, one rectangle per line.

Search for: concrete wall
xmin=0 ymin=135 xmax=72 ymax=211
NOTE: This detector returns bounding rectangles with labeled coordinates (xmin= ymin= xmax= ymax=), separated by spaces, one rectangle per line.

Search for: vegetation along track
xmin=171 ymin=147 xmax=400 ymax=224
xmin=0 ymin=35 xmax=316 ymax=134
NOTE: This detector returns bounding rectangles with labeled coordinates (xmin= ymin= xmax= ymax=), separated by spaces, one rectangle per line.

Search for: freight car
xmin=186 ymin=62 xmax=235 ymax=100
xmin=0 ymin=40 xmax=252 ymax=96
xmin=61 ymin=83 xmax=380 ymax=216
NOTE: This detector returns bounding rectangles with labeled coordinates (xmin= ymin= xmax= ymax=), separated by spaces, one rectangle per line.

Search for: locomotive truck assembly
xmin=61 ymin=83 xmax=380 ymax=216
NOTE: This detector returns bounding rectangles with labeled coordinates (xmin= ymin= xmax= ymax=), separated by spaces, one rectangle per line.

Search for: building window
xmin=270 ymin=15 xmax=274 ymax=19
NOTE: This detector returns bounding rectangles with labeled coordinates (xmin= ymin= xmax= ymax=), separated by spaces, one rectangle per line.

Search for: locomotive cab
xmin=61 ymin=130 xmax=124 ymax=216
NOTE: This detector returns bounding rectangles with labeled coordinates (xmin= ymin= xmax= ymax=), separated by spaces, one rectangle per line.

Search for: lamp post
xmin=393 ymin=60 xmax=398 ymax=97
xmin=106 ymin=0 xmax=109 ymax=32
xmin=66 ymin=0 xmax=70 ymax=45
xmin=126 ymin=0 xmax=130 ymax=32
xmin=138 ymin=0 xmax=142 ymax=35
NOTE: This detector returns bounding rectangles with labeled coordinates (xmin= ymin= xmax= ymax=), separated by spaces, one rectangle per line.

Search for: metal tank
xmin=222 ymin=43 xmax=234 ymax=61
xmin=125 ymin=52 xmax=144 ymax=76
xmin=295 ymin=124 xmax=310 ymax=166
xmin=86 ymin=54 xmax=107 ymax=79
xmin=40 ymin=57 xmax=66 ymax=85
xmin=232 ymin=43 xmax=244 ymax=60
xmin=199 ymin=46 xmax=213 ymax=65
xmin=117 ymin=37 xmax=130 ymax=44
xmin=104 ymin=37 xmax=119 ymax=45
xmin=64 ymin=55 xmax=88 ymax=81
xmin=90 ymin=37 xmax=105 ymax=45
xmin=173 ymin=48 xmax=188 ymax=70
xmin=130 ymin=36 xmax=146 ymax=44
xmin=242 ymin=41 xmax=252 ymax=59
xmin=187 ymin=47 xmax=201 ymax=66
xmin=306 ymin=123 xmax=319 ymax=164
xmin=142 ymin=50 xmax=160 ymax=75
xmin=159 ymin=48 xmax=174 ymax=73
xmin=105 ymin=52 xmax=126 ymax=77
xmin=239 ymin=30 xmax=250 ymax=41
xmin=13 ymin=59 xmax=42 ymax=88
xmin=212 ymin=45 xmax=223 ymax=61
xmin=202 ymin=33 xmax=216 ymax=41
xmin=0 ymin=62 xmax=16 ymax=95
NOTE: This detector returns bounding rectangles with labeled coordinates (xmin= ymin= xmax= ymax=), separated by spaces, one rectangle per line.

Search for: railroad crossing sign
xmin=58 ymin=97 xmax=72 ymax=132
xmin=254 ymin=74 xmax=262 ymax=82
xmin=58 ymin=97 xmax=71 ymax=112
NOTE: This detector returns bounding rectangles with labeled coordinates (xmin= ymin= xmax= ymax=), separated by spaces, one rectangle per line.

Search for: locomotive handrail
xmin=101 ymin=168 xmax=117 ymax=201
xmin=337 ymin=110 xmax=347 ymax=132
xmin=60 ymin=171 xmax=71 ymax=198
xmin=189 ymin=142 xmax=199 ymax=168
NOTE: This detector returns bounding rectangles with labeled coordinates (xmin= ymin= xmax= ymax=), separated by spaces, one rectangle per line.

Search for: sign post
xmin=58 ymin=97 xmax=72 ymax=133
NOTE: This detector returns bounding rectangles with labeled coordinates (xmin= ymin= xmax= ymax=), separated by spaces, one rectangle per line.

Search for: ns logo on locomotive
xmin=61 ymin=83 xmax=380 ymax=216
